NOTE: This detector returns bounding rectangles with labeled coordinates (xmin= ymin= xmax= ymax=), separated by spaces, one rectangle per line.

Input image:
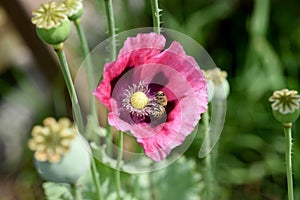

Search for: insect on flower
xmin=154 ymin=91 xmax=168 ymax=107
xmin=149 ymin=91 xmax=168 ymax=118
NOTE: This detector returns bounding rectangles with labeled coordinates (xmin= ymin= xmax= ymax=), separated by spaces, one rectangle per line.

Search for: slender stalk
xmin=103 ymin=0 xmax=117 ymax=61
xmin=151 ymin=0 xmax=161 ymax=34
xmin=100 ymin=2 xmax=122 ymax=199
xmin=250 ymin=0 xmax=270 ymax=37
xmin=71 ymin=183 xmax=81 ymax=200
xmin=203 ymin=111 xmax=212 ymax=200
xmin=103 ymin=0 xmax=117 ymax=156
xmin=54 ymin=44 xmax=102 ymax=200
xmin=73 ymin=19 xmax=96 ymax=117
xmin=102 ymin=3 xmax=122 ymax=198
xmin=91 ymin=157 xmax=103 ymax=200
xmin=73 ymin=19 xmax=103 ymax=200
xmin=106 ymin=110 xmax=113 ymax=156
xmin=283 ymin=123 xmax=294 ymax=200
xmin=54 ymin=45 xmax=84 ymax=134
xmin=116 ymin=131 xmax=123 ymax=199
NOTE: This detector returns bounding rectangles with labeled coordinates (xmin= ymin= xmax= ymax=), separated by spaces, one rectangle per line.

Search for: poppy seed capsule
xmin=34 ymin=135 xmax=91 ymax=183
xmin=36 ymin=20 xmax=71 ymax=45
xmin=63 ymin=0 xmax=84 ymax=21
xmin=68 ymin=8 xmax=83 ymax=21
xmin=203 ymin=68 xmax=229 ymax=100
xmin=28 ymin=117 xmax=91 ymax=183
xmin=272 ymin=109 xmax=299 ymax=124
xmin=269 ymin=89 xmax=300 ymax=124
xmin=32 ymin=2 xmax=71 ymax=45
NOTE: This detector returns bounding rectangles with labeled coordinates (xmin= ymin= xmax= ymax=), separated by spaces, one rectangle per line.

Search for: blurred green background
xmin=0 ymin=0 xmax=299 ymax=199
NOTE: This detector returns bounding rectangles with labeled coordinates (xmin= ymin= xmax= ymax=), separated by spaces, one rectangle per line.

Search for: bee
xmin=149 ymin=91 xmax=168 ymax=118
xmin=154 ymin=91 xmax=168 ymax=107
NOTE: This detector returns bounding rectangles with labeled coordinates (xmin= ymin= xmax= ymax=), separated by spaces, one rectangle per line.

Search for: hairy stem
xmin=283 ymin=123 xmax=294 ymax=200
xmin=250 ymin=0 xmax=270 ymax=37
xmin=54 ymin=44 xmax=102 ymax=200
xmin=54 ymin=45 xmax=84 ymax=134
xmin=104 ymin=0 xmax=117 ymax=61
xmin=116 ymin=131 xmax=123 ymax=199
xmin=71 ymin=183 xmax=82 ymax=200
xmin=91 ymin=157 xmax=103 ymax=200
xmin=203 ymin=111 xmax=212 ymax=200
xmin=102 ymin=0 xmax=117 ymax=156
xmin=151 ymin=0 xmax=161 ymax=34
xmin=73 ymin=19 xmax=96 ymax=117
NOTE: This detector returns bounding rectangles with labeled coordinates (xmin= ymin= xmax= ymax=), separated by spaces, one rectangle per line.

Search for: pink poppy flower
xmin=94 ymin=32 xmax=208 ymax=161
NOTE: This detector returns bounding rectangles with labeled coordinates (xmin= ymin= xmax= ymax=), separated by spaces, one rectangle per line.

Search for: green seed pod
xmin=36 ymin=20 xmax=71 ymax=45
xmin=269 ymin=89 xmax=300 ymax=124
xmin=34 ymin=135 xmax=91 ymax=183
xmin=64 ymin=0 xmax=84 ymax=21
xmin=68 ymin=7 xmax=83 ymax=21
xmin=205 ymin=80 xmax=214 ymax=102
xmin=213 ymin=79 xmax=230 ymax=100
xmin=203 ymin=68 xmax=230 ymax=101
xmin=272 ymin=108 xmax=299 ymax=124
xmin=32 ymin=2 xmax=71 ymax=45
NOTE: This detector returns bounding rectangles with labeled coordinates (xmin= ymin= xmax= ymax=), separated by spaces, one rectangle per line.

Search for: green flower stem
xmin=102 ymin=2 xmax=122 ymax=197
xmin=73 ymin=18 xmax=96 ymax=117
xmin=91 ymin=157 xmax=103 ymax=200
xmin=71 ymin=183 xmax=82 ymax=200
xmin=54 ymin=44 xmax=103 ymax=200
xmin=104 ymin=0 xmax=117 ymax=61
xmin=73 ymin=16 xmax=106 ymax=200
xmin=102 ymin=0 xmax=117 ymax=156
xmin=203 ymin=111 xmax=212 ymax=200
xmin=106 ymin=110 xmax=113 ymax=156
xmin=250 ymin=0 xmax=270 ymax=37
xmin=54 ymin=44 xmax=84 ymax=134
xmin=116 ymin=131 xmax=123 ymax=199
xmin=283 ymin=123 xmax=294 ymax=200
xmin=151 ymin=0 xmax=161 ymax=34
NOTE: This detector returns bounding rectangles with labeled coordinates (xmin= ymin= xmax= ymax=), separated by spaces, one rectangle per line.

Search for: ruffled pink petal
xmin=131 ymin=91 xmax=202 ymax=161
xmin=127 ymin=42 xmax=207 ymax=161
xmin=107 ymin=100 xmax=132 ymax=132
xmin=95 ymin=33 xmax=208 ymax=161
xmin=149 ymin=41 xmax=207 ymax=113
xmin=119 ymin=32 xmax=166 ymax=66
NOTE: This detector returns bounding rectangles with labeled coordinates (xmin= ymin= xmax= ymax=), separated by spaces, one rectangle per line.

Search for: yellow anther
xmin=130 ymin=92 xmax=148 ymax=110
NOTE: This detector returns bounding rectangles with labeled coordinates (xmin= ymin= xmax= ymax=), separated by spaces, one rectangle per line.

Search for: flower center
xmin=130 ymin=91 xmax=148 ymax=110
xmin=122 ymin=81 xmax=168 ymax=121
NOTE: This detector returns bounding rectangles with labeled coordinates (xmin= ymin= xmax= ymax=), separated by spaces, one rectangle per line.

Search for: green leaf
xmin=133 ymin=157 xmax=203 ymax=200
xmin=85 ymin=115 xmax=107 ymax=142
xmin=43 ymin=182 xmax=72 ymax=200
xmin=90 ymin=142 xmax=120 ymax=169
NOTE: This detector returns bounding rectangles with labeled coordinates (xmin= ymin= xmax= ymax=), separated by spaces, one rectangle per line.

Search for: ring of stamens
xmin=122 ymin=81 xmax=166 ymax=119
xmin=122 ymin=81 xmax=150 ymax=118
